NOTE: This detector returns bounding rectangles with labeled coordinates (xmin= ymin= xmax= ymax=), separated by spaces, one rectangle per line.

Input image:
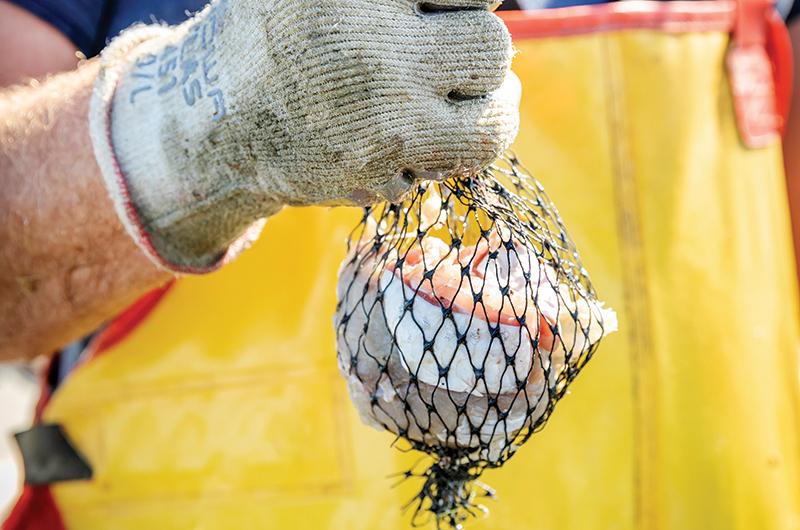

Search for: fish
xmin=336 ymin=209 xmax=617 ymax=463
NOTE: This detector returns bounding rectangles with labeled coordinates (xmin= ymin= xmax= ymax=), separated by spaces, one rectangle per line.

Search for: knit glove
xmin=89 ymin=0 xmax=520 ymax=273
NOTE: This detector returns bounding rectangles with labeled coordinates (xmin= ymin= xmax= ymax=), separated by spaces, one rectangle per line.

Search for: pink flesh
xmin=394 ymin=237 xmax=556 ymax=351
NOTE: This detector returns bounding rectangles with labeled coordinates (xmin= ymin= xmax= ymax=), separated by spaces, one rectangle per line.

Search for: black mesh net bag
xmin=334 ymin=155 xmax=617 ymax=528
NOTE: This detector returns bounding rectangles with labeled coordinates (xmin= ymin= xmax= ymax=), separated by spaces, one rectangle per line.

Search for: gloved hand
xmin=90 ymin=0 xmax=520 ymax=273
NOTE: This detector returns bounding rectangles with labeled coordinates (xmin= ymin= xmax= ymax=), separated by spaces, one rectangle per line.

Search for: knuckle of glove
xmin=367 ymin=88 xmax=519 ymax=206
xmin=424 ymin=80 xmax=519 ymax=167
xmin=418 ymin=8 xmax=513 ymax=99
xmin=344 ymin=10 xmax=517 ymax=204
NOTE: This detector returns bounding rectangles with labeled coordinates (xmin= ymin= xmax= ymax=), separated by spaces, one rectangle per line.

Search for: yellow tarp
xmin=44 ymin=24 xmax=800 ymax=530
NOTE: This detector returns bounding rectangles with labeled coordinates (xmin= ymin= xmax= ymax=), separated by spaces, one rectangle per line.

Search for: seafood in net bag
xmin=334 ymin=156 xmax=617 ymax=527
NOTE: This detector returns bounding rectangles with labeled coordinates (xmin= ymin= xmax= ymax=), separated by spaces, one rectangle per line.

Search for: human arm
xmin=0 ymin=62 xmax=172 ymax=361
xmin=0 ymin=1 xmax=171 ymax=361
xmin=0 ymin=0 xmax=520 ymax=360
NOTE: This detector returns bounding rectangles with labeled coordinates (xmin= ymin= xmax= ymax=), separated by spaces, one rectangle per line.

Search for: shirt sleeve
xmin=7 ymin=0 xmax=109 ymax=57
xmin=783 ymin=0 xmax=800 ymax=22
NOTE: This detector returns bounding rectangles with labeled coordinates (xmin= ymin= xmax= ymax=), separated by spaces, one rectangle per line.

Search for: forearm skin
xmin=0 ymin=62 xmax=171 ymax=361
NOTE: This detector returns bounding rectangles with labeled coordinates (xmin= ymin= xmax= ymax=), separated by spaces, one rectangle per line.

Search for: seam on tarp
xmin=600 ymin=34 xmax=658 ymax=530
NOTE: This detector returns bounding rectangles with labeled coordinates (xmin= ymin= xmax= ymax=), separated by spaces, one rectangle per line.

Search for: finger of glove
xmin=397 ymin=72 xmax=521 ymax=176
xmin=337 ymin=72 xmax=520 ymax=207
xmin=284 ymin=74 xmax=519 ymax=208
xmin=415 ymin=9 xmax=512 ymax=99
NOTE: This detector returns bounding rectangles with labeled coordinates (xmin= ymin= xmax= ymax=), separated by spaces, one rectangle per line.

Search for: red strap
xmin=727 ymin=0 xmax=792 ymax=147
xmin=734 ymin=0 xmax=772 ymax=46
xmin=2 ymin=486 xmax=65 ymax=530
xmin=84 ymin=280 xmax=175 ymax=360
xmin=766 ymin=7 xmax=794 ymax=132
xmin=2 ymin=281 xmax=176 ymax=530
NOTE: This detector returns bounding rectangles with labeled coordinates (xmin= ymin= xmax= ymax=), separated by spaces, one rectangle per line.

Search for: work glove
xmin=90 ymin=0 xmax=520 ymax=273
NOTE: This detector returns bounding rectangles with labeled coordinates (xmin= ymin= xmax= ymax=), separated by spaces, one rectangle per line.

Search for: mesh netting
xmin=334 ymin=155 xmax=617 ymax=528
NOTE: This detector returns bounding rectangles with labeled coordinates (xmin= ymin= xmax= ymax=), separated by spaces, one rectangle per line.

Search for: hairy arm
xmin=0 ymin=3 xmax=170 ymax=360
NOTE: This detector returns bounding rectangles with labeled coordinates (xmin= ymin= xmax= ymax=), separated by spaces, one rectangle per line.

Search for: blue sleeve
xmin=7 ymin=0 xmax=109 ymax=57
xmin=784 ymin=0 xmax=800 ymax=22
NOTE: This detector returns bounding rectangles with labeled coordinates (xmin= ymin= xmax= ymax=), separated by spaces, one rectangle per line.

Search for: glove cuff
xmin=88 ymin=24 xmax=268 ymax=274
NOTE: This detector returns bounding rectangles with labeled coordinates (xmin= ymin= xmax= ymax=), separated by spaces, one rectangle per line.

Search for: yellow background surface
xmin=44 ymin=28 xmax=800 ymax=530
